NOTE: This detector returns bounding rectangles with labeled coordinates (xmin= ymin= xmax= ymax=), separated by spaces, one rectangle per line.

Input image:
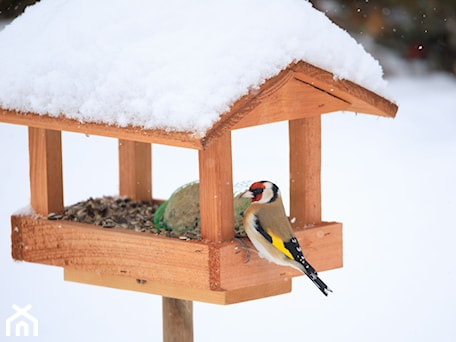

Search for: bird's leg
xmin=233 ymin=237 xmax=257 ymax=263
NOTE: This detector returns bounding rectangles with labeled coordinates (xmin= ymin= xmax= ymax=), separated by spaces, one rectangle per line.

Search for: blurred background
xmin=312 ymin=0 xmax=456 ymax=75
xmin=1 ymin=0 xmax=456 ymax=75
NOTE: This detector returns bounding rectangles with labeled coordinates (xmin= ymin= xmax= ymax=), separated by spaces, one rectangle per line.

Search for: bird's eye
xmin=252 ymin=188 xmax=263 ymax=196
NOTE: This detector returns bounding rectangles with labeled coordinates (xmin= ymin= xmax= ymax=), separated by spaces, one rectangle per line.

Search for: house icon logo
xmin=5 ymin=304 xmax=39 ymax=337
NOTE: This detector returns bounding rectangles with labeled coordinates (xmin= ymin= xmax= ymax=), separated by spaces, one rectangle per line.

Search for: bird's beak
xmin=240 ymin=190 xmax=254 ymax=199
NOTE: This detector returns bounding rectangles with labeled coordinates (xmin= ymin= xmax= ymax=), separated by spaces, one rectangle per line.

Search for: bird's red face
xmin=241 ymin=181 xmax=279 ymax=204
xmin=248 ymin=182 xmax=266 ymax=202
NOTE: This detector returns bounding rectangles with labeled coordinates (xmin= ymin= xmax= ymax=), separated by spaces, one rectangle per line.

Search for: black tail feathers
xmin=301 ymin=259 xmax=332 ymax=296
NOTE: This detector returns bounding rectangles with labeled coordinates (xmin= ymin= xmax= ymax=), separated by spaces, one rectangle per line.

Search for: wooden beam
xmin=163 ymin=297 xmax=193 ymax=342
xmin=198 ymin=132 xmax=234 ymax=242
xmin=118 ymin=140 xmax=152 ymax=201
xmin=231 ymin=77 xmax=350 ymax=130
xmin=289 ymin=117 xmax=322 ymax=226
xmin=0 ymin=109 xmax=203 ymax=149
xmin=291 ymin=61 xmax=398 ymax=118
xmin=28 ymin=127 xmax=64 ymax=215
xmin=63 ymin=268 xmax=292 ymax=305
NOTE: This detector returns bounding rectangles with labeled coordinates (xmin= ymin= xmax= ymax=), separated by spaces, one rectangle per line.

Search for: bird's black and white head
xmin=241 ymin=181 xmax=280 ymax=204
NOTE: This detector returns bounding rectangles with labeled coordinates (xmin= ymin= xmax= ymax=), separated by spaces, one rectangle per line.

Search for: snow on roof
xmin=0 ymin=0 xmax=389 ymax=134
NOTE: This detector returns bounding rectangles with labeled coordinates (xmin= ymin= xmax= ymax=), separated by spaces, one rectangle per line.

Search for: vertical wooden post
xmin=198 ymin=132 xmax=234 ymax=242
xmin=28 ymin=127 xmax=64 ymax=215
xmin=118 ymin=139 xmax=152 ymax=201
xmin=162 ymin=297 xmax=193 ymax=342
xmin=289 ymin=116 xmax=322 ymax=226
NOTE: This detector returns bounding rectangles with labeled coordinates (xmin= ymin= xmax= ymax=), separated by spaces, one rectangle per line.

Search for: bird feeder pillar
xmin=28 ymin=127 xmax=64 ymax=216
xmin=162 ymin=297 xmax=194 ymax=342
xmin=198 ymin=131 xmax=234 ymax=242
xmin=118 ymin=139 xmax=152 ymax=201
xmin=289 ymin=116 xmax=322 ymax=226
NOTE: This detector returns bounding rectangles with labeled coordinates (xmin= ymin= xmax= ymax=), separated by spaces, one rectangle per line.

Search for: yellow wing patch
xmin=266 ymin=228 xmax=294 ymax=260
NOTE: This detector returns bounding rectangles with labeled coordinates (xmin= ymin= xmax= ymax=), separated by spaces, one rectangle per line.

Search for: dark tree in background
xmin=1 ymin=0 xmax=455 ymax=74
xmin=0 ymin=0 xmax=39 ymax=18
xmin=311 ymin=0 xmax=456 ymax=73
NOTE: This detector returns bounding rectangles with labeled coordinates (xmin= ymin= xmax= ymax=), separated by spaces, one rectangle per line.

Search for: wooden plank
xmin=222 ymin=279 xmax=292 ymax=304
xmin=231 ymin=77 xmax=350 ymax=130
xmin=64 ymin=269 xmax=292 ymax=305
xmin=28 ymin=127 xmax=64 ymax=215
xmin=0 ymin=109 xmax=203 ymax=149
xmin=11 ymin=216 xmax=342 ymax=279
xmin=289 ymin=117 xmax=322 ymax=226
xmin=198 ymin=132 xmax=234 ymax=242
xmin=292 ymin=221 xmax=343 ymax=271
xmin=162 ymin=297 xmax=193 ymax=342
xmin=11 ymin=215 xmax=341 ymax=303
xmin=200 ymin=68 xmax=295 ymax=146
xmin=118 ymin=140 xmax=152 ymax=201
xmin=64 ymin=268 xmax=227 ymax=303
xmin=291 ymin=61 xmax=398 ymax=118
xmin=11 ymin=215 xmax=212 ymax=289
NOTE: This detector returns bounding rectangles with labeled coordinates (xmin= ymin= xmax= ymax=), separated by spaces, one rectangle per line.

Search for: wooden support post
xmin=289 ymin=116 xmax=322 ymax=226
xmin=162 ymin=297 xmax=193 ymax=342
xmin=118 ymin=139 xmax=152 ymax=201
xmin=198 ymin=132 xmax=234 ymax=242
xmin=28 ymin=127 xmax=64 ymax=215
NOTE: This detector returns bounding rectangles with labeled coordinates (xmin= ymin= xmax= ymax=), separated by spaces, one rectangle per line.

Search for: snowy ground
xmin=1 ymin=72 xmax=455 ymax=341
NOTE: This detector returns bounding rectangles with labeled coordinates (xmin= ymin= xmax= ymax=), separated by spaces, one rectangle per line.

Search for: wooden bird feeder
xmin=1 ymin=61 xmax=397 ymax=305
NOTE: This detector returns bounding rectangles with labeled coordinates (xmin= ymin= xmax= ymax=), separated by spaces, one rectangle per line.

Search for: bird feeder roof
xmin=0 ymin=0 xmax=397 ymax=149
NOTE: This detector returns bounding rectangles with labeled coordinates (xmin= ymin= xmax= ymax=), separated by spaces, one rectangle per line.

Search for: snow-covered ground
xmin=1 ymin=71 xmax=455 ymax=341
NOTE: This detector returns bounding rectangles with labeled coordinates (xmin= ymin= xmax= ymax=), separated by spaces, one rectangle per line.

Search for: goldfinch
xmin=241 ymin=181 xmax=332 ymax=296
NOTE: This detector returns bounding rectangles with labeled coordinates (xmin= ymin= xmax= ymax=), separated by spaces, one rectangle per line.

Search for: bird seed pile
xmin=47 ymin=196 xmax=198 ymax=239
xmin=47 ymin=196 xmax=247 ymax=240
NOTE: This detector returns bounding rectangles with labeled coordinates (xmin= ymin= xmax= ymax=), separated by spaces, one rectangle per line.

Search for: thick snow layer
xmin=0 ymin=0 xmax=389 ymax=133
